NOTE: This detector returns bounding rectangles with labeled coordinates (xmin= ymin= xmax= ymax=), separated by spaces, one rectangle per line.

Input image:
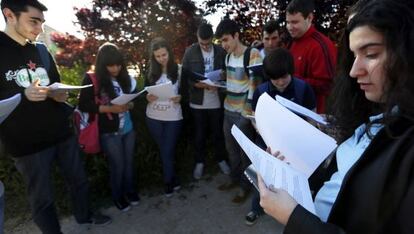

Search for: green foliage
xmin=58 ymin=62 xmax=89 ymax=105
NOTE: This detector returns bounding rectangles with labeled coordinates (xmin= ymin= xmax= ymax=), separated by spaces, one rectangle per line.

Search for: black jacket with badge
xmin=181 ymin=43 xmax=226 ymax=105
xmin=0 ymin=32 xmax=72 ymax=157
xmin=285 ymin=115 xmax=414 ymax=234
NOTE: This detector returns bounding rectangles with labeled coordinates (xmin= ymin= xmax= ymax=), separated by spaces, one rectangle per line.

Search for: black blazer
xmin=285 ymin=116 xmax=414 ymax=234
xmin=181 ymin=43 xmax=226 ymax=105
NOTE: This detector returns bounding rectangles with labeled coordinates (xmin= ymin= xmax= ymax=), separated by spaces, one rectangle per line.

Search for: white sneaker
xmin=193 ymin=163 xmax=204 ymax=180
xmin=218 ymin=160 xmax=231 ymax=175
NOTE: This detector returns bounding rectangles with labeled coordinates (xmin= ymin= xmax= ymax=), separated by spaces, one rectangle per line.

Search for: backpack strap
xmin=35 ymin=43 xmax=50 ymax=72
xmin=225 ymin=47 xmax=252 ymax=77
xmin=243 ymin=47 xmax=252 ymax=76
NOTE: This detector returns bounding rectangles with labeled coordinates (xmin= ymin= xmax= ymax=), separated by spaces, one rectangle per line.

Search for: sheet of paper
xmin=276 ymin=95 xmax=328 ymax=126
xmin=247 ymin=63 xmax=263 ymax=76
xmin=111 ymin=89 xmax=146 ymax=105
xmin=0 ymin=93 xmax=21 ymax=124
xmin=205 ymin=69 xmax=222 ymax=82
xmin=255 ymin=93 xmax=337 ymax=178
xmin=200 ymin=79 xmax=226 ymax=88
xmin=48 ymin=82 xmax=93 ymax=90
xmin=146 ymin=81 xmax=176 ymax=101
xmin=232 ymin=125 xmax=315 ymax=214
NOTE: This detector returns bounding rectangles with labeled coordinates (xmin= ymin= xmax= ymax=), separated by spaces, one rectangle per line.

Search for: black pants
xmin=191 ymin=108 xmax=226 ymax=164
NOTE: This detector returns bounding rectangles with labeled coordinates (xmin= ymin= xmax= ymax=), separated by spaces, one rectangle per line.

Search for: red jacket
xmin=289 ymin=25 xmax=337 ymax=113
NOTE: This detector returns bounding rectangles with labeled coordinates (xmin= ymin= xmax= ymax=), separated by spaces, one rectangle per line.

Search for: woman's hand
xmin=170 ymin=95 xmax=181 ymax=103
xmin=266 ymin=147 xmax=288 ymax=163
xmin=146 ymin=93 xmax=158 ymax=102
xmin=257 ymin=174 xmax=298 ymax=225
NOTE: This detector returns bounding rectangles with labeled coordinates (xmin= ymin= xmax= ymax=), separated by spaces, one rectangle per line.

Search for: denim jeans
xmin=13 ymin=135 xmax=90 ymax=234
xmin=101 ymin=130 xmax=137 ymax=200
xmin=0 ymin=180 xmax=3 ymax=234
xmin=191 ymin=108 xmax=226 ymax=164
xmin=251 ymin=189 xmax=264 ymax=214
xmin=223 ymin=110 xmax=254 ymax=191
xmin=146 ymin=117 xmax=182 ymax=184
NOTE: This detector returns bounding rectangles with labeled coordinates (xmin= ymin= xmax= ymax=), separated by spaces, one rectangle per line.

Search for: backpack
xmin=74 ymin=73 xmax=101 ymax=154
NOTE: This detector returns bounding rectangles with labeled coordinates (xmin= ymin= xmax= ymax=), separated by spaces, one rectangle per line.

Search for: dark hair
xmin=147 ymin=37 xmax=178 ymax=85
xmin=197 ymin=22 xmax=213 ymax=40
xmin=263 ymin=20 xmax=280 ymax=36
xmin=263 ymin=48 xmax=294 ymax=80
xmin=327 ymin=0 xmax=414 ymax=142
xmin=286 ymin=0 xmax=315 ymax=18
xmin=95 ymin=42 xmax=131 ymax=99
xmin=215 ymin=18 xmax=240 ymax=38
xmin=1 ymin=0 xmax=47 ymax=21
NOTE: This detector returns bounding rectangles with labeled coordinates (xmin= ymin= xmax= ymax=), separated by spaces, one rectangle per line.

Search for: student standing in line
xmin=182 ymin=22 xmax=230 ymax=180
xmin=145 ymin=37 xmax=183 ymax=197
xmin=215 ymin=19 xmax=263 ymax=204
xmin=258 ymin=1 xmax=414 ymax=233
xmin=245 ymin=48 xmax=315 ymax=226
xmin=286 ymin=0 xmax=337 ymax=113
xmin=78 ymin=42 xmax=140 ymax=212
xmin=0 ymin=0 xmax=111 ymax=232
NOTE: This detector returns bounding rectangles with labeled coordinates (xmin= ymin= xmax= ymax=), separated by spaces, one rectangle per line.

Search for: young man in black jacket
xmin=182 ymin=23 xmax=231 ymax=180
xmin=0 ymin=0 xmax=110 ymax=232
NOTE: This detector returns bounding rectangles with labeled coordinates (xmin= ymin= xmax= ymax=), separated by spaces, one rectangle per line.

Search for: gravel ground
xmin=5 ymin=173 xmax=284 ymax=234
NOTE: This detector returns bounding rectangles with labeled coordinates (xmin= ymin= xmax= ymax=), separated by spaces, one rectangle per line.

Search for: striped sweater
xmin=224 ymin=47 xmax=263 ymax=116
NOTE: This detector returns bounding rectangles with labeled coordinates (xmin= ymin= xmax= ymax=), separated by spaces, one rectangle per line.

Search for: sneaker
xmin=79 ymin=212 xmax=112 ymax=226
xmin=114 ymin=197 xmax=131 ymax=212
xmin=165 ymin=185 xmax=174 ymax=198
xmin=232 ymin=189 xmax=250 ymax=204
xmin=193 ymin=163 xmax=204 ymax=180
xmin=245 ymin=211 xmax=260 ymax=226
xmin=218 ymin=160 xmax=231 ymax=175
xmin=126 ymin=193 xmax=140 ymax=206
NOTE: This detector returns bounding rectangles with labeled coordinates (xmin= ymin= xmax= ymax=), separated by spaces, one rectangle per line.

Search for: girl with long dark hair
xmin=79 ymin=42 xmax=139 ymax=212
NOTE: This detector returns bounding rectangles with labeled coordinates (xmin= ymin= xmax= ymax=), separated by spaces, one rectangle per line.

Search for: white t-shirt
xmin=190 ymin=49 xmax=221 ymax=109
xmin=146 ymin=70 xmax=183 ymax=121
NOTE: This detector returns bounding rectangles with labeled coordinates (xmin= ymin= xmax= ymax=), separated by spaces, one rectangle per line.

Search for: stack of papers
xmin=231 ymin=93 xmax=338 ymax=214
xmin=193 ymin=70 xmax=226 ymax=88
xmin=145 ymin=81 xmax=176 ymax=101
xmin=111 ymin=89 xmax=146 ymax=105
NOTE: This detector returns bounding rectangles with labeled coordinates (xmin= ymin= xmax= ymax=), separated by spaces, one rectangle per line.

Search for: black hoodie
xmin=0 ymin=32 xmax=71 ymax=157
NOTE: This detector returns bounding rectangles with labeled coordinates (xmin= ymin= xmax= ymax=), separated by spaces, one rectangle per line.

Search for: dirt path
xmin=6 ymin=174 xmax=283 ymax=234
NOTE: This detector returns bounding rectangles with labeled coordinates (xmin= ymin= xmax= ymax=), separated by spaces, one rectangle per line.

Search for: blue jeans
xmin=146 ymin=117 xmax=182 ymax=184
xmin=13 ymin=135 xmax=90 ymax=234
xmin=223 ymin=110 xmax=254 ymax=191
xmin=101 ymin=130 xmax=137 ymax=200
xmin=0 ymin=180 xmax=3 ymax=234
xmin=191 ymin=108 xmax=226 ymax=164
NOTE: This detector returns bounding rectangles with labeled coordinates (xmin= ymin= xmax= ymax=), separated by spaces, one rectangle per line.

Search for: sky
xmin=0 ymin=0 xmax=223 ymax=37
